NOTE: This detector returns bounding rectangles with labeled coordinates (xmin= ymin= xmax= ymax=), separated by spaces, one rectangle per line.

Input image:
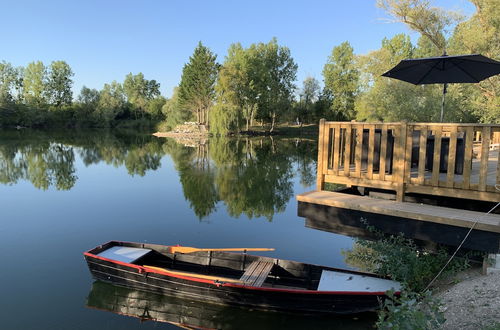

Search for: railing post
xmin=316 ymin=119 xmax=326 ymax=191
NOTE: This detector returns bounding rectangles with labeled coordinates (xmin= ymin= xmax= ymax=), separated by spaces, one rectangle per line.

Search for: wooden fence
xmin=317 ymin=120 xmax=500 ymax=202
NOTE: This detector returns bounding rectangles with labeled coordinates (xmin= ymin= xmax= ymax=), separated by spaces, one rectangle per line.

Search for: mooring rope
xmin=423 ymin=184 xmax=500 ymax=292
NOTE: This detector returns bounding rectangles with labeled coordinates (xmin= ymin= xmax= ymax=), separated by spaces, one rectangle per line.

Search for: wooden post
xmin=316 ymin=119 xmax=326 ymax=191
xmin=379 ymin=125 xmax=388 ymax=181
xmin=479 ymin=126 xmax=491 ymax=192
xmin=417 ymin=126 xmax=428 ymax=184
xmin=431 ymin=126 xmax=443 ymax=187
xmin=344 ymin=125 xmax=352 ymax=177
xmin=396 ymin=122 xmax=408 ymax=202
xmin=354 ymin=124 xmax=363 ymax=178
xmin=446 ymin=126 xmax=458 ymax=188
xmin=463 ymin=126 xmax=474 ymax=190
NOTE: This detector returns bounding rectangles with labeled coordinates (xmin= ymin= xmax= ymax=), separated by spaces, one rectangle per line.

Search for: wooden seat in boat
xmin=240 ymin=260 xmax=274 ymax=287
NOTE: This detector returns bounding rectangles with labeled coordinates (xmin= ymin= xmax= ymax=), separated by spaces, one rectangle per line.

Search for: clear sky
xmin=1 ymin=0 xmax=475 ymax=97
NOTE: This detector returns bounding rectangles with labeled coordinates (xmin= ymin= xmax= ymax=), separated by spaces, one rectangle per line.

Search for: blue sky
xmin=1 ymin=0 xmax=475 ymax=97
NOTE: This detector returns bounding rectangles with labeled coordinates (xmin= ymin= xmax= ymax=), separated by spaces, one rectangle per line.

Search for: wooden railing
xmin=317 ymin=120 xmax=500 ymax=202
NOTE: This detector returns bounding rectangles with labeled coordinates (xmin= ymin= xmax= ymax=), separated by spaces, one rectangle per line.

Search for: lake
xmin=0 ymin=129 xmax=373 ymax=329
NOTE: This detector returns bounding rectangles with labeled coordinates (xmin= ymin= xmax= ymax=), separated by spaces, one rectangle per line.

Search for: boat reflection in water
xmin=86 ymin=281 xmax=376 ymax=330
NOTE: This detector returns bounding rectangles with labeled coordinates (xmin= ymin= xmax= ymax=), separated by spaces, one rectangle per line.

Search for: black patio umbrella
xmin=382 ymin=54 xmax=500 ymax=122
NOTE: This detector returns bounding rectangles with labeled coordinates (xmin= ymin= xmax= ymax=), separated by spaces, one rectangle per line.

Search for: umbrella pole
xmin=440 ymin=83 xmax=447 ymax=123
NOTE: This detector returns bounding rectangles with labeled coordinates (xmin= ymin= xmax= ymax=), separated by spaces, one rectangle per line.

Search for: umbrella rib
xmin=453 ymin=59 xmax=481 ymax=82
xmin=415 ymin=60 xmax=443 ymax=85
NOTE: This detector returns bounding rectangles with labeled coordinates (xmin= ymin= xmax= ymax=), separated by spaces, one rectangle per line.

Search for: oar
xmin=167 ymin=246 xmax=275 ymax=254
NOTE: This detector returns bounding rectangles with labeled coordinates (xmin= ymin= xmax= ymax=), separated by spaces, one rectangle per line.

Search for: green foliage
xmin=377 ymin=0 xmax=461 ymax=53
xmin=23 ymin=61 xmax=47 ymax=107
xmin=323 ymin=41 xmax=360 ymax=120
xmin=178 ymin=42 xmax=219 ymax=125
xmin=159 ymin=87 xmax=192 ymax=131
xmin=46 ymin=61 xmax=73 ymax=107
xmin=123 ymin=72 xmax=161 ymax=119
xmin=295 ymin=76 xmax=321 ymax=124
xmin=209 ymin=102 xmax=241 ymax=135
xmin=97 ymin=81 xmax=126 ymax=122
xmin=342 ymin=220 xmax=470 ymax=292
xmin=214 ymin=38 xmax=297 ymax=133
xmin=376 ymin=290 xmax=445 ymax=330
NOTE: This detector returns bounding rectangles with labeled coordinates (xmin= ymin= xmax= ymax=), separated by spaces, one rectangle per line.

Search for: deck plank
xmin=296 ymin=190 xmax=500 ymax=233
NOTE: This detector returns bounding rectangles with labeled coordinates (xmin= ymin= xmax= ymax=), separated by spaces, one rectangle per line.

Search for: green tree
xmin=123 ymin=72 xmax=160 ymax=119
xmin=77 ymin=86 xmax=100 ymax=108
xmin=252 ymin=39 xmax=298 ymax=132
xmin=448 ymin=0 xmax=500 ymax=122
xmin=215 ymin=43 xmax=254 ymax=132
xmin=97 ymin=81 xmax=126 ymax=122
xmin=297 ymin=76 xmax=320 ymax=124
xmin=0 ymin=61 xmax=17 ymax=106
xmin=323 ymin=41 xmax=360 ymax=120
xmin=46 ymin=61 xmax=74 ymax=107
xmin=178 ymin=42 xmax=219 ymax=125
xmin=23 ymin=61 xmax=47 ymax=107
xmin=160 ymin=87 xmax=192 ymax=131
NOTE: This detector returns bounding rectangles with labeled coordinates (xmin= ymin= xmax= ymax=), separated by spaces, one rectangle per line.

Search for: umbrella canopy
xmin=381 ymin=54 xmax=500 ymax=121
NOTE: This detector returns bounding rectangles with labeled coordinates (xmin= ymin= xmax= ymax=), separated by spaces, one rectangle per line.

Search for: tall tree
xmin=323 ymin=41 xmax=360 ymax=120
xmin=254 ymin=39 xmax=298 ymax=132
xmin=0 ymin=61 xmax=17 ymax=106
xmin=178 ymin=42 xmax=219 ymax=125
xmin=297 ymin=76 xmax=320 ymax=124
xmin=77 ymin=86 xmax=100 ymax=108
xmin=46 ymin=61 xmax=74 ymax=107
xmin=123 ymin=72 xmax=160 ymax=118
xmin=97 ymin=81 xmax=126 ymax=121
xmin=23 ymin=61 xmax=47 ymax=107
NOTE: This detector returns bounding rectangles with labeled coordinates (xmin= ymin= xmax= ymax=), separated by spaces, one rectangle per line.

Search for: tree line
xmin=0 ymin=0 xmax=498 ymax=131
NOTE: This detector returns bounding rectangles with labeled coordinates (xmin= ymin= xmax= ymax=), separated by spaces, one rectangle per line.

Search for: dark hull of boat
xmin=84 ymin=241 xmax=388 ymax=314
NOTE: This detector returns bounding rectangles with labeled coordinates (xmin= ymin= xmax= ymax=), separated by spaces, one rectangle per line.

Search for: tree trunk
xmin=270 ymin=112 xmax=276 ymax=133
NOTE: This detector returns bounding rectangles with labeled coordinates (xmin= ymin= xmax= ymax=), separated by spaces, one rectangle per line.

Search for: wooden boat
xmin=84 ymin=241 xmax=401 ymax=314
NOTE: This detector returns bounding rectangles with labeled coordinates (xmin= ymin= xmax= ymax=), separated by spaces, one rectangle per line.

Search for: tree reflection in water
xmin=0 ymin=130 xmax=317 ymax=220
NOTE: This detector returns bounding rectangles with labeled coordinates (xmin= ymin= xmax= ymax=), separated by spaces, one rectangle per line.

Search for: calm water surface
xmin=0 ymin=129 xmax=371 ymax=329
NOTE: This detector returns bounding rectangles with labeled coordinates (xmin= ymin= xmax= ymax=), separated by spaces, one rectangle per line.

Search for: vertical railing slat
xmin=379 ymin=126 xmax=388 ymax=181
xmin=446 ymin=126 xmax=458 ymax=188
xmin=354 ymin=125 xmax=363 ymax=178
xmin=366 ymin=125 xmax=375 ymax=179
xmin=462 ymin=126 xmax=474 ymax=190
xmin=404 ymin=125 xmax=414 ymax=183
xmin=496 ymin=145 xmax=500 ymax=187
xmin=479 ymin=126 xmax=490 ymax=191
xmin=417 ymin=127 xmax=427 ymax=184
xmin=343 ymin=125 xmax=352 ymax=177
xmin=332 ymin=124 xmax=341 ymax=175
xmin=431 ymin=126 xmax=442 ymax=187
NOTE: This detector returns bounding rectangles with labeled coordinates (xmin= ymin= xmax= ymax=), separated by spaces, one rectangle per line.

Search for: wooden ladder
xmin=240 ymin=260 xmax=274 ymax=287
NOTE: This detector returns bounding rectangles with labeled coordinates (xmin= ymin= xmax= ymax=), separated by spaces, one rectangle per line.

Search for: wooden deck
xmin=297 ymin=190 xmax=500 ymax=233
